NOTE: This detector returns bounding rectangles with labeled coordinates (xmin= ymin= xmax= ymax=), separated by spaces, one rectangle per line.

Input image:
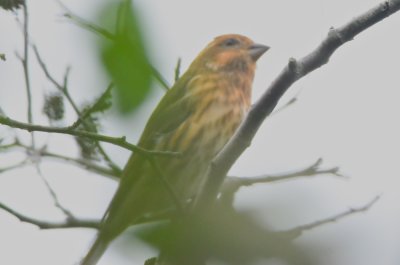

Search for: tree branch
xmin=0 ymin=115 xmax=180 ymax=157
xmin=21 ymin=2 xmax=34 ymax=147
xmin=0 ymin=201 xmax=99 ymax=229
xmin=220 ymin=158 xmax=345 ymax=205
xmin=195 ymin=0 xmax=400 ymax=208
xmin=32 ymin=45 xmax=121 ymax=171
xmin=282 ymin=195 xmax=380 ymax=239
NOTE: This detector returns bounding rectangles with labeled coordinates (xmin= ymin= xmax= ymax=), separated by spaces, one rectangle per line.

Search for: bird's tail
xmin=80 ymin=235 xmax=109 ymax=265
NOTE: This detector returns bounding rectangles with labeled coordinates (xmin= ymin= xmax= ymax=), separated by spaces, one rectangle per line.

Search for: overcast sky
xmin=1 ymin=0 xmax=400 ymax=265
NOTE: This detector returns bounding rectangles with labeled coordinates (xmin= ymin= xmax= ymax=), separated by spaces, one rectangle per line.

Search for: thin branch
xmin=0 ymin=115 xmax=180 ymax=157
xmin=151 ymin=65 xmax=170 ymax=91
xmin=32 ymin=45 xmax=80 ymax=113
xmin=0 ymin=141 xmax=19 ymax=150
xmin=21 ymin=2 xmax=34 ymax=147
xmin=0 ymin=201 xmax=99 ymax=229
xmin=58 ymin=1 xmax=115 ymax=41
xmin=35 ymin=166 xmax=75 ymax=219
xmin=0 ymin=159 xmax=29 ymax=173
xmin=195 ymin=0 xmax=400 ymax=208
xmin=0 ymin=139 xmax=118 ymax=178
xmin=33 ymin=45 xmax=121 ymax=171
xmin=282 ymin=195 xmax=381 ymax=239
xmin=41 ymin=151 xmax=119 ymax=178
xmin=147 ymin=157 xmax=184 ymax=212
xmin=271 ymin=89 xmax=304 ymax=116
xmin=220 ymin=158 xmax=345 ymax=205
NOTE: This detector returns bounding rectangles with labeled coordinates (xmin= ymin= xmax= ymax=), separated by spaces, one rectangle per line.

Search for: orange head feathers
xmin=190 ymin=34 xmax=269 ymax=74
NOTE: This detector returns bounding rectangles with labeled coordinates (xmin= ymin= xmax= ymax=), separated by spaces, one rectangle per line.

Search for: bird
xmin=81 ymin=34 xmax=269 ymax=265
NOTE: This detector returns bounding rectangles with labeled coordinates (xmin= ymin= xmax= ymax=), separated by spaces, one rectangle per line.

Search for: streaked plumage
xmin=81 ymin=34 xmax=269 ymax=265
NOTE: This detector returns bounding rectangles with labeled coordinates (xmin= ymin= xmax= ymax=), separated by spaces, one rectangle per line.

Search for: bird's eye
xmin=223 ymin=38 xmax=240 ymax=47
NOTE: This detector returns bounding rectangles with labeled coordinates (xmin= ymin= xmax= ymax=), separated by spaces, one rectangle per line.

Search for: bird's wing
xmin=137 ymin=72 xmax=200 ymax=148
xmin=100 ymin=72 xmax=198 ymax=235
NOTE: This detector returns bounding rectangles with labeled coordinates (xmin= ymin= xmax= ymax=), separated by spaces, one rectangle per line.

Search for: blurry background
xmin=0 ymin=0 xmax=399 ymax=264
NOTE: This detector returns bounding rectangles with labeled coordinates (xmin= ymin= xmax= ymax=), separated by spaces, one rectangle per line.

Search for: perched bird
xmin=81 ymin=34 xmax=269 ymax=265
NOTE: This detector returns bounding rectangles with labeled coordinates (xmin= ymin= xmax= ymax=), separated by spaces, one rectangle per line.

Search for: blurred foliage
xmin=81 ymin=83 xmax=113 ymax=116
xmin=73 ymin=86 xmax=113 ymax=160
xmin=0 ymin=53 xmax=5 ymax=61
xmin=0 ymin=0 xmax=24 ymax=11
xmin=98 ymin=0 xmax=153 ymax=114
xmin=42 ymin=92 xmax=65 ymax=121
xmin=74 ymin=114 xmax=99 ymax=160
xmin=136 ymin=205 xmax=313 ymax=265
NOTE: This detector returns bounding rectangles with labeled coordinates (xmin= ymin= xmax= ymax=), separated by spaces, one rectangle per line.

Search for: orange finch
xmin=81 ymin=34 xmax=269 ymax=265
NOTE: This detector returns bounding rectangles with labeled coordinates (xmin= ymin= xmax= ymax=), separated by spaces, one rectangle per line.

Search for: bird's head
xmin=190 ymin=34 xmax=269 ymax=74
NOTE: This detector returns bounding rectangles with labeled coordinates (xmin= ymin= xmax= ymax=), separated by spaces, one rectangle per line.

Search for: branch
xmin=0 ymin=138 xmax=119 ymax=178
xmin=0 ymin=159 xmax=29 ymax=173
xmin=20 ymin=2 xmax=34 ymax=147
xmin=35 ymin=166 xmax=75 ymax=219
xmin=0 ymin=201 xmax=99 ymax=229
xmin=0 ymin=200 xmax=176 ymax=230
xmin=33 ymin=45 xmax=120 ymax=171
xmin=147 ymin=157 xmax=184 ymax=212
xmin=0 ymin=115 xmax=180 ymax=157
xmin=220 ymin=158 xmax=345 ymax=205
xmin=282 ymin=195 xmax=380 ymax=239
xmin=32 ymin=45 xmax=80 ymax=113
xmin=41 ymin=151 xmax=119 ymax=178
xmin=195 ymin=0 xmax=400 ymax=208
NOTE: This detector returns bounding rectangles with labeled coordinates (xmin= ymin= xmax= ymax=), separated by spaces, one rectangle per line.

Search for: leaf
xmin=98 ymin=0 xmax=153 ymax=114
xmin=85 ymin=83 xmax=113 ymax=115
xmin=136 ymin=206 xmax=313 ymax=265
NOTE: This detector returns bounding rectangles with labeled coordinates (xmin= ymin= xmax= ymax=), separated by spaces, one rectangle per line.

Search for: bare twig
xmin=58 ymin=1 xmax=115 ymax=40
xmin=0 ymin=201 xmax=99 ymax=229
xmin=41 ymin=151 xmax=119 ymax=178
xmin=0 ymin=139 xmax=118 ymax=178
xmin=33 ymin=45 xmax=121 ymax=171
xmin=195 ymin=0 xmax=400 ymax=208
xmin=151 ymin=65 xmax=170 ymax=91
xmin=282 ymin=195 xmax=381 ymax=239
xmin=20 ymin=2 xmax=34 ymax=147
xmin=220 ymin=158 xmax=345 ymax=205
xmin=35 ymin=165 xmax=75 ymax=219
xmin=0 ymin=115 xmax=180 ymax=157
xmin=147 ymin=157 xmax=184 ymax=212
xmin=0 ymin=159 xmax=29 ymax=173
xmin=0 ymin=140 xmax=19 ymax=150
xmin=271 ymin=87 xmax=304 ymax=116
xmin=32 ymin=45 xmax=79 ymax=113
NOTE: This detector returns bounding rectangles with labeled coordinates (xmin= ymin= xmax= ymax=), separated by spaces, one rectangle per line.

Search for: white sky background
xmin=0 ymin=0 xmax=400 ymax=264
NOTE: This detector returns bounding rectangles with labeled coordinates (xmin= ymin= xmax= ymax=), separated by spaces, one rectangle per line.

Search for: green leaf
xmin=99 ymin=0 xmax=153 ymax=114
xmin=136 ymin=206 xmax=313 ymax=265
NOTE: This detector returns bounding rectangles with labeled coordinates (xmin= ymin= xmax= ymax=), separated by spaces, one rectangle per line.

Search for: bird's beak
xmin=248 ymin=43 xmax=270 ymax=61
